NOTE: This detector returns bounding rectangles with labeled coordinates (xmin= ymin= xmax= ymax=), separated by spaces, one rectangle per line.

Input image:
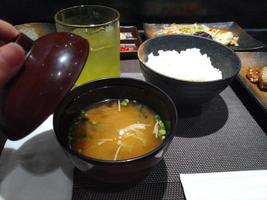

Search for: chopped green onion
xmin=121 ymin=99 xmax=129 ymax=106
xmin=155 ymin=114 xmax=161 ymax=121
xmin=78 ymin=110 xmax=88 ymax=122
xmin=158 ymin=129 xmax=166 ymax=136
xmin=137 ymin=104 xmax=148 ymax=118
xmin=158 ymin=121 xmax=165 ymax=129
xmin=154 ymin=115 xmax=167 ymax=140
xmin=68 ymin=110 xmax=90 ymax=141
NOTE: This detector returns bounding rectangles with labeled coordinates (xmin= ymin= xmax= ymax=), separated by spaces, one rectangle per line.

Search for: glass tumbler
xmin=55 ymin=5 xmax=120 ymax=85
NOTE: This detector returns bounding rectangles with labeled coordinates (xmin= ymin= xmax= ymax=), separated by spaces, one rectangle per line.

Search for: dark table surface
xmin=0 ymin=30 xmax=267 ymax=200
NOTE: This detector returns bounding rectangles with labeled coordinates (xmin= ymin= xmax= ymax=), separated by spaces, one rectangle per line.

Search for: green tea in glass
xmin=55 ymin=5 xmax=120 ymax=85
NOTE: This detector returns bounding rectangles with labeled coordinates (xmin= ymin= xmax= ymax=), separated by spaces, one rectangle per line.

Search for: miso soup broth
xmin=69 ymin=99 xmax=166 ymax=160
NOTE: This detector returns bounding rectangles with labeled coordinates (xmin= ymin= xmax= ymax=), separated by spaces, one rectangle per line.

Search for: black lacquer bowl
xmin=53 ymin=78 xmax=178 ymax=183
xmin=138 ymin=35 xmax=241 ymax=106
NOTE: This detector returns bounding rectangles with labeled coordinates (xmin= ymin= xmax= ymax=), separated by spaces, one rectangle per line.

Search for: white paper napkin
xmin=180 ymin=170 xmax=267 ymax=200
xmin=0 ymin=115 xmax=74 ymax=200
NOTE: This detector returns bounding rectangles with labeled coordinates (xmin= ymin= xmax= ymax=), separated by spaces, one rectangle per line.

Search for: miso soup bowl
xmin=53 ymin=78 xmax=178 ymax=183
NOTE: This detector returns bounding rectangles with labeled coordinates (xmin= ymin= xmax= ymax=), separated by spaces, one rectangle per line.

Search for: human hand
xmin=0 ymin=20 xmax=25 ymax=86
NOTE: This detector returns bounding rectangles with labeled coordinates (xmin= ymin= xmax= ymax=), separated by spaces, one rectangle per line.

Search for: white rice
xmin=145 ymin=48 xmax=222 ymax=82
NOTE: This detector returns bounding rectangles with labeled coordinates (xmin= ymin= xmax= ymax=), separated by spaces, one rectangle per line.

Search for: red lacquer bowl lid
xmin=0 ymin=32 xmax=89 ymax=140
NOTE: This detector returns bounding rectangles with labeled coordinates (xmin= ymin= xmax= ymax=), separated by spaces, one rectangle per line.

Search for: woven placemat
xmin=72 ymin=74 xmax=267 ymax=200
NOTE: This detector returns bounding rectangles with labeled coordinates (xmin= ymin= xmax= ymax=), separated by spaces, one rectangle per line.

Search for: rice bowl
xmin=138 ymin=34 xmax=241 ymax=106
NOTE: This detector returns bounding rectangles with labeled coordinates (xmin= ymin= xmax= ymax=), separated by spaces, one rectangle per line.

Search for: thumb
xmin=0 ymin=43 xmax=25 ymax=86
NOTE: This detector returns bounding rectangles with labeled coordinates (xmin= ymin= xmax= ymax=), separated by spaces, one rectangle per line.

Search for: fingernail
xmin=0 ymin=42 xmax=25 ymax=70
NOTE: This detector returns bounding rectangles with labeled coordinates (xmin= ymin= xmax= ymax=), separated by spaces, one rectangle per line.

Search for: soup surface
xmin=70 ymin=99 xmax=165 ymax=160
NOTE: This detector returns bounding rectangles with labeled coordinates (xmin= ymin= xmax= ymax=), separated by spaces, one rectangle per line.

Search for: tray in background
xmin=120 ymin=26 xmax=142 ymax=59
xmin=144 ymin=22 xmax=266 ymax=51
xmin=237 ymin=52 xmax=267 ymax=113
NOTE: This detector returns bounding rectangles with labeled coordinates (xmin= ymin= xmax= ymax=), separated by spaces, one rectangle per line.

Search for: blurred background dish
xmin=15 ymin=22 xmax=56 ymax=40
xmin=237 ymin=52 xmax=267 ymax=112
xmin=120 ymin=26 xmax=142 ymax=59
xmin=144 ymin=22 xmax=266 ymax=51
